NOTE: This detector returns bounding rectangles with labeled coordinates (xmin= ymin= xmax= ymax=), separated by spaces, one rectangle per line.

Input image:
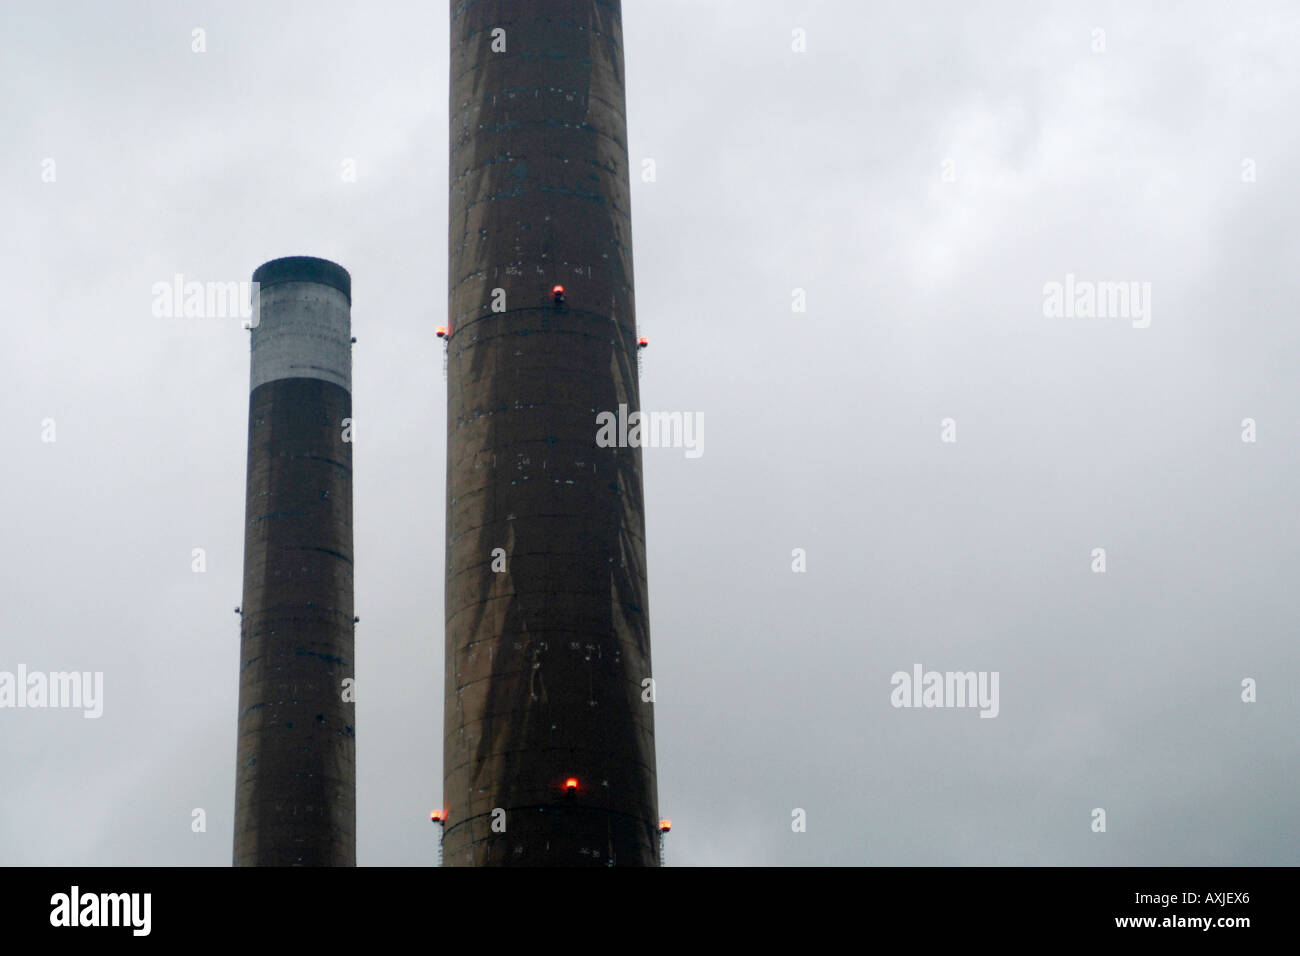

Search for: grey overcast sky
xmin=2 ymin=0 xmax=1298 ymax=866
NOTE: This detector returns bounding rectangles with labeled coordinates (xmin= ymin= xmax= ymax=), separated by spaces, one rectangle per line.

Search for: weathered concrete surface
xmin=444 ymin=0 xmax=659 ymax=865
xmin=234 ymin=257 xmax=355 ymax=867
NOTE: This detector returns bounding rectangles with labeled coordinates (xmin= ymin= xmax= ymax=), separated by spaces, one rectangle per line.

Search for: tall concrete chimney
xmin=234 ymin=256 xmax=355 ymax=866
xmin=444 ymin=0 xmax=659 ymax=865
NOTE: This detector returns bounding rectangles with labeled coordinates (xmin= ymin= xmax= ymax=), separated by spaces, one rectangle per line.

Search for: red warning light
xmin=430 ymin=809 xmax=444 ymax=823
xmin=637 ymin=336 xmax=649 ymax=348
xmin=552 ymin=285 xmax=565 ymax=295
xmin=659 ymin=819 xmax=672 ymax=832
xmin=564 ymin=777 xmax=579 ymax=792
xmin=435 ymin=326 xmax=448 ymax=338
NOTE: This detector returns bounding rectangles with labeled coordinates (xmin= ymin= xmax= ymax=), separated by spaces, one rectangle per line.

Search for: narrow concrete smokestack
xmin=444 ymin=0 xmax=659 ymax=865
xmin=234 ymin=256 xmax=355 ymax=866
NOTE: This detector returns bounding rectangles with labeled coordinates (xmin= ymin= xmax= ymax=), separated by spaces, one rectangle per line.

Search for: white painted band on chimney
xmin=250 ymin=282 xmax=351 ymax=392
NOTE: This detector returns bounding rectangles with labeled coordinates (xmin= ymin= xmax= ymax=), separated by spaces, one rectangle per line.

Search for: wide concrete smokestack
xmin=234 ymin=256 xmax=355 ymax=866
xmin=444 ymin=0 xmax=659 ymax=865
